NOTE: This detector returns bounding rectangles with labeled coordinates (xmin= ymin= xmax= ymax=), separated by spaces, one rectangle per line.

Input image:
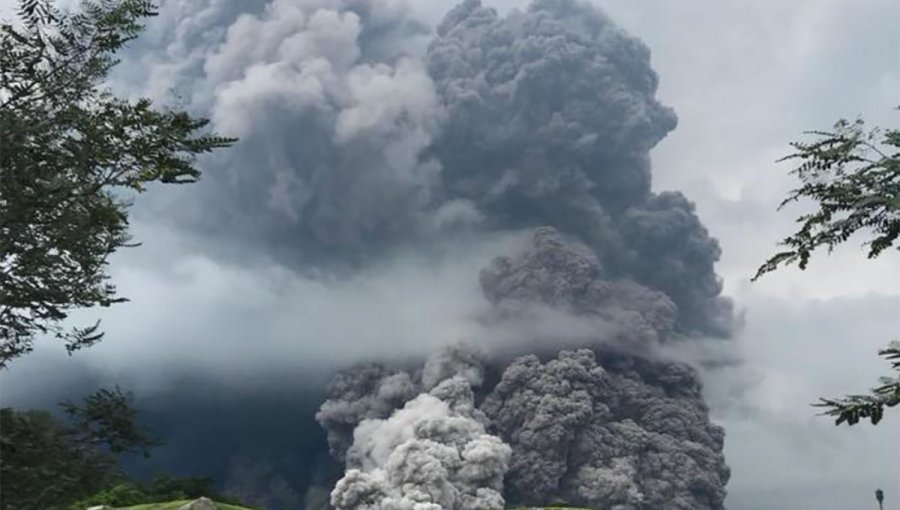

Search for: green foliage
xmin=753 ymin=114 xmax=900 ymax=281
xmin=60 ymin=386 xmax=161 ymax=456
xmin=69 ymin=482 xmax=149 ymax=509
xmin=756 ymin=110 xmax=899 ymax=428
xmin=145 ymin=475 xmax=217 ymax=501
xmin=814 ymin=342 xmax=900 ymax=426
xmin=0 ymin=388 xmax=157 ymax=510
xmin=0 ymin=0 xmax=236 ymax=367
xmin=143 ymin=475 xmax=248 ymax=506
xmin=67 ymin=475 xmax=254 ymax=510
xmin=117 ymin=501 xmax=256 ymax=510
xmin=0 ymin=408 xmax=117 ymax=510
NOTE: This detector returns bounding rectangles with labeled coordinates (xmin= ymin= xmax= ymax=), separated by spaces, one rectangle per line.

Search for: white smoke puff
xmin=568 ymin=458 xmax=644 ymax=509
xmin=345 ymin=394 xmax=451 ymax=470
xmin=332 ymin=377 xmax=510 ymax=510
xmin=330 ymin=469 xmax=392 ymax=510
xmin=126 ymin=0 xmax=445 ymax=264
xmin=205 ymin=0 xmax=443 ymax=229
xmin=319 ymin=344 xmax=492 ymax=464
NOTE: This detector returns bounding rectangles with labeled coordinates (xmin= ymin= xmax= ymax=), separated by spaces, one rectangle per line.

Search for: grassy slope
xmin=116 ymin=502 xmax=591 ymax=510
xmin=118 ymin=501 xmax=254 ymax=510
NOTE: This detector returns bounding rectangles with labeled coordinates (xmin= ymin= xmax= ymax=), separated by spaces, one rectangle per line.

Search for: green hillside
xmin=116 ymin=501 xmax=254 ymax=510
xmin=110 ymin=503 xmax=590 ymax=510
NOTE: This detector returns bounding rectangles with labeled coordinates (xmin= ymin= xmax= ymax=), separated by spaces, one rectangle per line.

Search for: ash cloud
xmin=316 ymin=365 xmax=419 ymax=462
xmin=127 ymin=0 xmax=736 ymax=344
xmin=2 ymin=0 xmax=742 ymax=508
xmin=426 ymin=0 xmax=733 ymax=338
xmin=482 ymin=349 xmax=729 ymax=509
xmin=328 ymin=347 xmax=511 ymax=510
xmin=479 ymin=227 xmax=678 ymax=350
xmin=125 ymin=0 xmax=452 ymax=267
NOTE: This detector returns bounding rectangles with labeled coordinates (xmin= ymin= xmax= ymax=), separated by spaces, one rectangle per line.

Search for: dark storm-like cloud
xmin=482 ymin=349 xmax=729 ymax=509
xmin=426 ymin=0 xmax=733 ymax=337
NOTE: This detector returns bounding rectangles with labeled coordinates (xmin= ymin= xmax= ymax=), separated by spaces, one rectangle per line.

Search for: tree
xmin=68 ymin=475 xmax=253 ymax=510
xmin=0 ymin=387 xmax=159 ymax=510
xmin=813 ymin=342 xmax=900 ymax=426
xmin=753 ymin=115 xmax=899 ymax=280
xmin=0 ymin=0 xmax=235 ymax=367
xmin=754 ymin=112 xmax=900 ymax=426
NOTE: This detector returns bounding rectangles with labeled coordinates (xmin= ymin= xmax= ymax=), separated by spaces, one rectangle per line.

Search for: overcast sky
xmin=581 ymin=1 xmax=900 ymax=508
xmin=2 ymin=1 xmax=898 ymax=509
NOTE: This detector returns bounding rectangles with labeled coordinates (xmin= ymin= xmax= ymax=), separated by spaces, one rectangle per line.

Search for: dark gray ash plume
xmin=316 ymin=364 xmax=418 ymax=462
xmin=141 ymin=0 xmax=734 ymax=342
xmin=317 ymin=1 xmax=737 ymax=508
xmin=480 ymin=227 xmax=678 ymax=349
xmin=427 ymin=0 xmax=733 ymax=338
xmin=482 ymin=349 xmax=729 ymax=509
xmin=472 ymin=225 xmax=729 ymax=508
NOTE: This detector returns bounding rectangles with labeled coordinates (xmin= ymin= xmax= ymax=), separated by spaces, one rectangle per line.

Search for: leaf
xmin=0 ymin=0 xmax=236 ymax=365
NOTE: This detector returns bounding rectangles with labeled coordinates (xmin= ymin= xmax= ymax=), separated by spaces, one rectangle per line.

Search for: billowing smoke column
xmin=323 ymin=347 xmax=511 ymax=510
xmin=479 ymin=227 xmax=679 ymax=350
xmin=317 ymin=365 xmax=419 ymax=463
xmin=147 ymin=0 xmax=734 ymax=343
xmin=320 ymin=228 xmax=730 ymax=508
xmin=146 ymin=0 xmax=447 ymax=265
xmin=482 ymin=349 xmax=729 ymax=509
xmin=426 ymin=0 xmax=733 ymax=339
xmin=99 ymin=0 xmax=739 ymax=507
xmin=312 ymin=0 xmax=736 ymax=507
xmin=476 ymin=229 xmax=727 ymax=507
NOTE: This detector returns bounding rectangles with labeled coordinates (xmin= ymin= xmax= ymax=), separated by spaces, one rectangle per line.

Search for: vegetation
xmin=0 ymin=387 xmax=158 ymax=510
xmin=69 ymin=476 xmax=250 ymax=510
xmin=0 ymin=0 xmax=235 ymax=367
xmin=103 ymin=505 xmax=579 ymax=510
xmin=114 ymin=502 xmax=253 ymax=510
xmin=755 ymin=112 xmax=900 ymax=426
xmin=814 ymin=342 xmax=900 ymax=425
xmin=0 ymin=385 xmax=253 ymax=510
xmin=753 ymin=115 xmax=899 ymax=280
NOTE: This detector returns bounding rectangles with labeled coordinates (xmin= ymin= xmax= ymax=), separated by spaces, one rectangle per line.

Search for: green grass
xmin=116 ymin=501 xmax=254 ymax=510
xmin=112 ymin=501 xmax=588 ymax=510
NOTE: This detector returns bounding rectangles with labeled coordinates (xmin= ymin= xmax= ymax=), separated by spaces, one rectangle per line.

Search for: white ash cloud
xmin=329 ymin=348 xmax=511 ymax=510
xmin=118 ymin=0 xmax=453 ymax=267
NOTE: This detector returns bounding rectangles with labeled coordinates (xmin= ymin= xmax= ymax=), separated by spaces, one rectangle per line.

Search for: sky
xmin=2 ymin=1 xmax=899 ymax=509
xmin=581 ymin=1 xmax=900 ymax=508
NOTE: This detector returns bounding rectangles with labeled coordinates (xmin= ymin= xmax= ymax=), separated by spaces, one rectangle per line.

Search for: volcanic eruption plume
xmin=310 ymin=0 xmax=735 ymax=507
xmin=6 ymin=0 xmax=739 ymax=508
